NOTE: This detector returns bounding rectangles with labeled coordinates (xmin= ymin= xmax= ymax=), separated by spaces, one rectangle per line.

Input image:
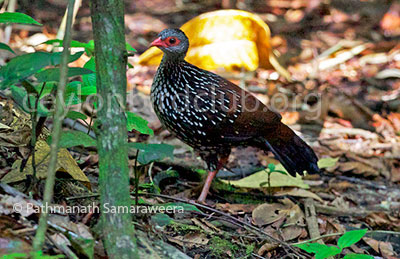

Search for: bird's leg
xmin=197 ymin=156 xmax=229 ymax=203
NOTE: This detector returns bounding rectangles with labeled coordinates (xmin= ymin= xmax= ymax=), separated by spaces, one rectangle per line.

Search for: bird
xmin=149 ymin=28 xmax=319 ymax=202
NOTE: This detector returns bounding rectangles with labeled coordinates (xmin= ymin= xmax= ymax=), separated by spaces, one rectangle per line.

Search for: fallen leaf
xmin=375 ymin=68 xmax=400 ymax=79
xmin=280 ymin=203 xmax=305 ymax=241
xmin=252 ymin=203 xmax=288 ymax=226
xmin=222 ymin=166 xmax=308 ymax=189
xmin=0 ymin=237 xmax=31 ymax=255
xmin=2 ymin=140 xmax=90 ymax=184
xmin=138 ymin=9 xmax=291 ymax=80
xmin=215 ymin=203 xmax=258 ymax=215
xmin=380 ymin=2 xmax=400 ymax=36
xmin=258 ymin=242 xmax=278 ymax=256
xmin=338 ymin=161 xmax=379 ymax=177
xmin=168 ymin=233 xmax=209 ymax=249
xmin=0 ymin=194 xmax=38 ymax=217
xmin=318 ymin=157 xmax=339 ymax=169
xmin=275 ymin=188 xmax=323 ymax=202
xmin=363 ymin=237 xmax=395 ymax=257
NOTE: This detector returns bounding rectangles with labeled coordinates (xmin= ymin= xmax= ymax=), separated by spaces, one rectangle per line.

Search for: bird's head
xmin=150 ymin=29 xmax=189 ymax=60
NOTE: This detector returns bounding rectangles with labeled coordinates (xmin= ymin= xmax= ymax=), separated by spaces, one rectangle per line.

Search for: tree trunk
xmin=89 ymin=0 xmax=138 ymax=257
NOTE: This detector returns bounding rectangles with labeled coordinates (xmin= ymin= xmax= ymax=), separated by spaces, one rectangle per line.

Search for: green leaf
xmin=82 ymin=57 xmax=96 ymax=87
xmin=0 ymin=12 xmax=42 ymax=25
xmin=343 ymin=254 xmax=374 ymax=259
xmin=65 ymin=111 xmax=87 ymax=120
xmin=126 ymin=111 xmax=153 ymax=135
xmin=0 ymin=51 xmax=84 ymax=89
xmin=36 ymin=82 xmax=57 ymax=98
xmin=318 ymin=157 xmax=339 ymax=169
xmin=295 ymin=243 xmax=328 ymax=253
xmin=10 ymin=85 xmax=50 ymax=116
xmin=2 ymin=253 xmax=29 ymax=259
xmin=64 ymin=81 xmax=96 ymax=106
xmin=64 ymin=82 xmax=83 ymax=105
xmin=0 ymin=42 xmax=15 ymax=54
xmin=153 ymin=170 xmax=179 ymax=188
xmin=337 ymin=229 xmax=368 ymax=249
xmin=71 ymin=237 xmax=94 ymax=259
xmin=150 ymin=213 xmax=173 ymax=227
xmin=126 ymin=42 xmax=136 ymax=52
xmin=315 ymin=246 xmax=341 ymax=259
xmin=43 ymin=39 xmax=95 ymax=56
xmin=79 ymin=85 xmax=97 ymax=95
xmin=48 ymin=130 xmax=96 ymax=148
xmin=296 ymin=243 xmax=342 ymax=259
xmin=223 ymin=166 xmax=308 ymax=189
xmin=128 ymin=143 xmax=174 ymax=165
xmin=35 ymin=67 xmax=94 ymax=82
xmin=267 ymin=163 xmax=275 ymax=172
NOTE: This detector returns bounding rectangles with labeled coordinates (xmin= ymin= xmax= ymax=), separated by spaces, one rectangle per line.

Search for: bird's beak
xmin=150 ymin=37 xmax=166 ymax=48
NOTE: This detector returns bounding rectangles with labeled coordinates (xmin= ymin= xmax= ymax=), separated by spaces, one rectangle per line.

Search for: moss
xmin=209 ymin=236 xmax=239 ymax=258
xmin=171 ymin=222 xmax=202 ymax=234
xmin=245 ymin=243 xmax=255 ymax=257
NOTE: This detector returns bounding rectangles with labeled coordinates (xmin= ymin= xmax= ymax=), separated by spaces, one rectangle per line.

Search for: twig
xmin=291 ymin=232 xmax=343 ymax=246
xmin=32 ymin=0 xmax=75 ymax=252
xmin=134 ymin=149 xmax=140 ymax=205
xmin=47 ymin=233 xmax=79 ymax=259
xmin=3 ymin=0 xmax=16 ymax=44
xmin=65 ymin=191 xmax=300 ymax=255
xmin=56 ymin=0 xmax=82 ymax=40
xmin=30 ymin=82 xmax=46 ymax=182
xmin=304 ymin=198 xmax=323 ymax=244
xmin=140 ymin=193 xmax=302 ymax=257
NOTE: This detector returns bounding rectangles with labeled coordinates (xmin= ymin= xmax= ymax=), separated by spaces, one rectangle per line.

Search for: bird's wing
xmin=211 ymin=75 xmax=283 ymax=140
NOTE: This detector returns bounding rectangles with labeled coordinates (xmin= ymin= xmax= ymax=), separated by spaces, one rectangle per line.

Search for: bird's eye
xmin=169 ymin=37 xmax=176 ymax=44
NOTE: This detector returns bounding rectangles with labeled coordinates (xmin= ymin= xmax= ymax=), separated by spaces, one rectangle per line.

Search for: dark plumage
xmin=150 ymin=29 xmax=319 ymax=202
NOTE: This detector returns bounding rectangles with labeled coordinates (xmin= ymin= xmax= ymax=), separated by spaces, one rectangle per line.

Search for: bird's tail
xmin=263 ymin=124 xmax=319 ymax=176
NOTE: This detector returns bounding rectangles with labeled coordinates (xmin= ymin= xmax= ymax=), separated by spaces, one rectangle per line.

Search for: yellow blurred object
xmin=138 ymin=9 xmax=291 ymax=80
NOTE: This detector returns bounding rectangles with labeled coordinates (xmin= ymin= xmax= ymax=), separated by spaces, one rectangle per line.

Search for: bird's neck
xmin=160 ymin=52 xmax=186 ymax=66
xmin=157 ymin=55 xmax=187 ymax=79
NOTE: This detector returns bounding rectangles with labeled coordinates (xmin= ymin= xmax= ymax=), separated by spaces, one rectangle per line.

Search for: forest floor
xmin=0 ymin=0 xmax=400 ymax=258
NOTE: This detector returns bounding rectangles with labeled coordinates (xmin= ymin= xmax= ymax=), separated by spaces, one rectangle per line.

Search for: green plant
xmin=3 ymin=251 xmax=64 ymax=259
xmin=0 ymin=12 xmax=174 ymax=174
xmin=260 ymin=163 xmax=287 ymax=197
xmin=295 ymin=229 xmax=373 ymax=259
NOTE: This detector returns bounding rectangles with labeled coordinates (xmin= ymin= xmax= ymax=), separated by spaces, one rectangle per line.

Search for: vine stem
xmin=32 ymin=0 xmax=75 ymax=252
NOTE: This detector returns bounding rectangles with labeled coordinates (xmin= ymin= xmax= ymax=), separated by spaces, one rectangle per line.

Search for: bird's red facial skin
xmin=150 ymin=37 xmax=167 ymax=48
xmin=150 ymin=36 xmax=180 ymax=48
xmin=165 ymin=36 xmax=180 ymax=47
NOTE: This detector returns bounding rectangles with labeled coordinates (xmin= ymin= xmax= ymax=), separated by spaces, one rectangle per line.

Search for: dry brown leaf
xmin=50 ymin=233 xmax=71 ymax=247
xmin=388 ymin=113 xmax=400 ymax=133
xmin=2 ymin=140 xmax=89 ymax=184
xmin=363 ymin=237 xmax=395 ymax=257
xmin=280 ymin=203 xmax=305 ymax=241
xmin=168 ymin=233 xmax=209 ymax=249
xmin=257 ymin=242 xmax=278 ymax=256
xmin=252 ymin=203 xmax=288 ymax=227
xmin=138 ymin=10 xmax=291 ymax=80
xmin=380 ymin=2 xmax=400 ymax=36
xmin=391 ymin=163 xmax=400 ymax=182
xmin=0 ymin=237 xmax=31 ymax=255
xmin=338 ymin=161 xmax=379 ymax=177
xmin=366 ymin=212 xmax=400 ymax=229
xmin=191 ymin=218 xmax=214 ymax=234
xmin=253 ymin=199 xmax=305 ymax=241
xmin=0 ymin=194 xmax=38 ymax=217
xmin=215 ymin=203 xmax=258 ymax=215
xmin=275 ymin=188 xmax=323 ymax=202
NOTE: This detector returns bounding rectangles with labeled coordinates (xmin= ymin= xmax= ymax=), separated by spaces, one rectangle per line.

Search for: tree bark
xmin=89 ymin=0 xmax=138 ymax=258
